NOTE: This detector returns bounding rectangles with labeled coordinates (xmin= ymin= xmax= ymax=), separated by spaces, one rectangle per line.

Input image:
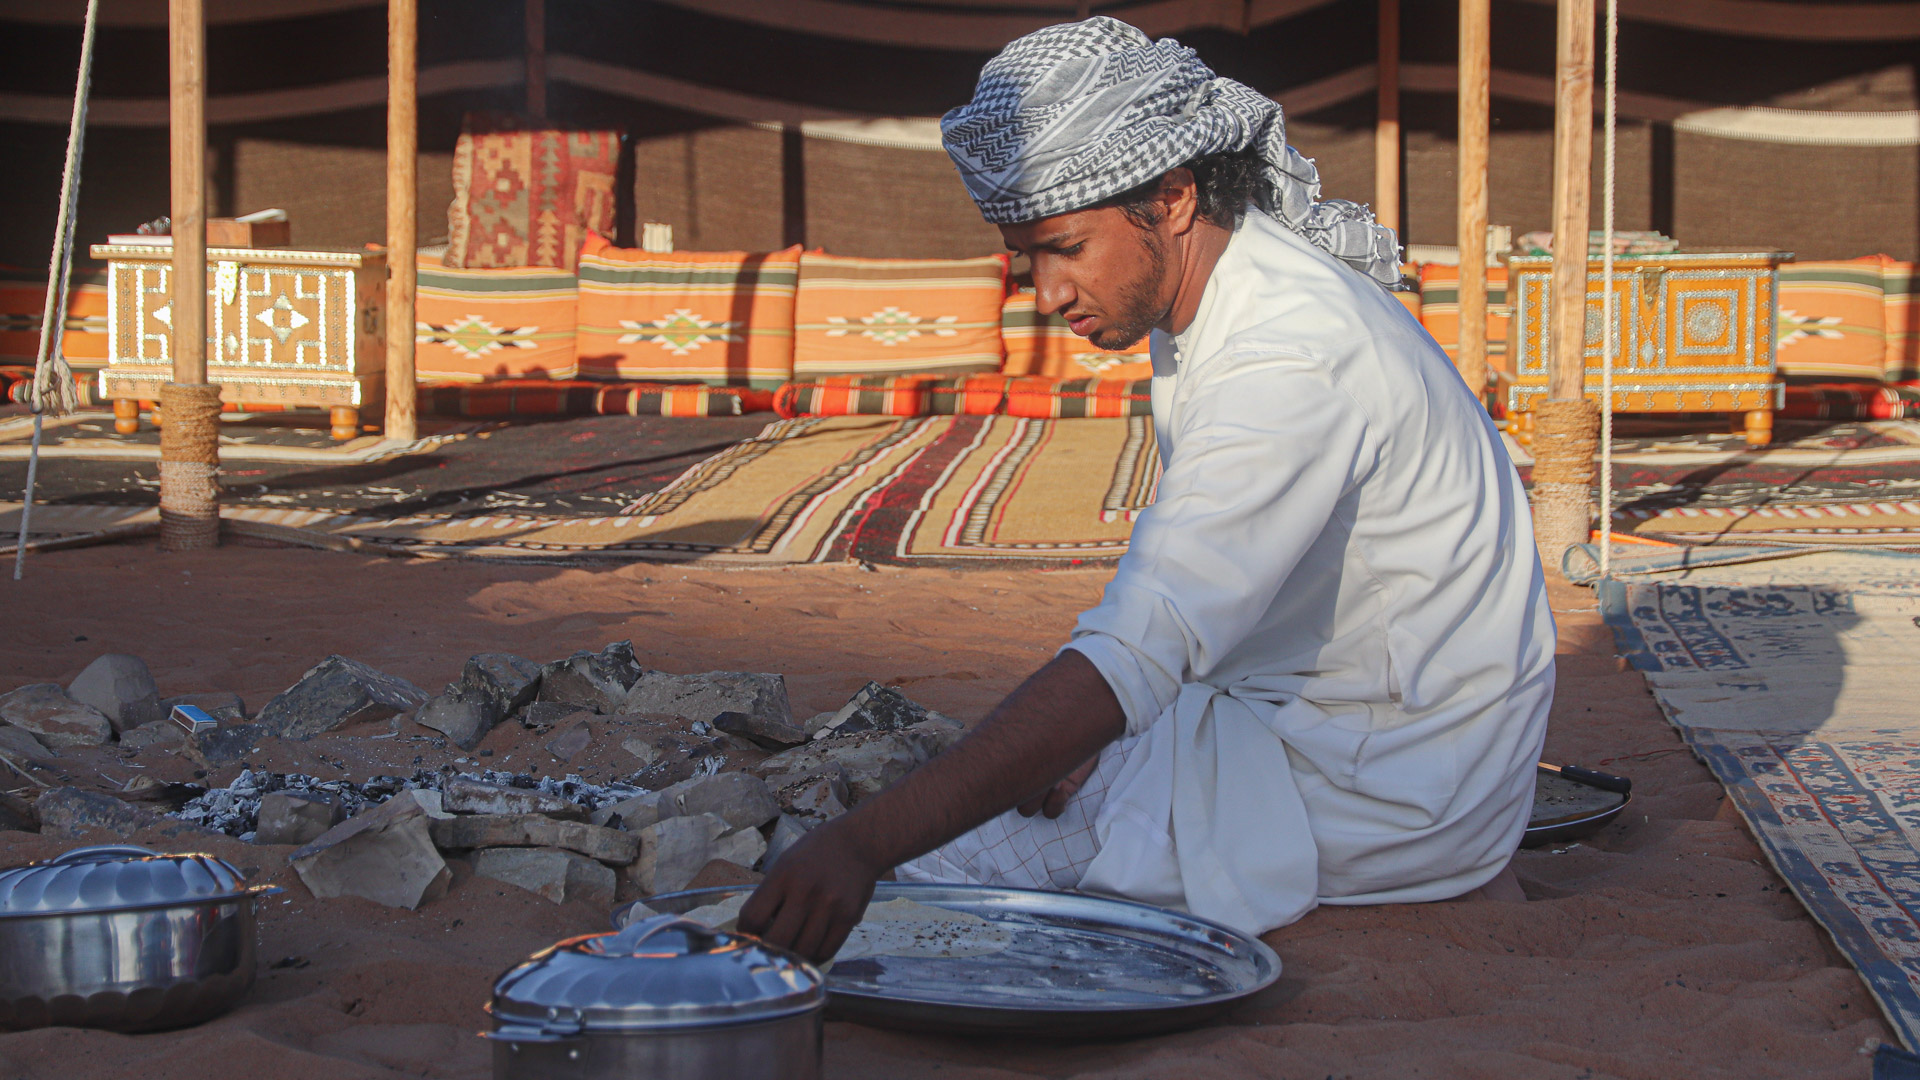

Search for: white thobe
xmin=903 ymin=211 xmax=1556 ymax=935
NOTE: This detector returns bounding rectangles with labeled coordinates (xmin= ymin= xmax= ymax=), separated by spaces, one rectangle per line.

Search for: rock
xmin=590 ymin=792 xmax=663 ymax=832
xmin=762 ymin=814 xmax=813 ymax=871
xmin=459 ymin=653 xmax=541 ymax=719
xmin=627 ymin=813 xmax=728 ymax=896
xmin=755 ymin=731 xmax=918 ymax=804
xmin=537 ymin=642 xmax=646 ymax=714
xmin=686 ymin=858 xmax=764 ymax=891
xmin=712 ymin=827 xmax=768 ymax=871
xmin=255 ymin=656 xmax=428 ymax=741
xmin=0 ymin=723 xmax=56 ymax=762
xmin=118 ymin=721 xmax=182 ymax=754
xmin=802 ymin=711 xmax=837 ymax=737
xmin=290 ymin=789 xmax=450 ymax=910
xmin=545 ymin=719 xmax=593 ymax=763
xmin=520 ymin=701 xmax=593 ymax=733
xmin=67 ymin=654 xmax=163 ymax=734
xmin=186 ymin=722 xmax=266 ymax=767
xmin=254 ymin=791 xmax=343 ymax=846
xmin=0 ymin=791 xmax=37 ymax=833
xmin=624 ymin=672 xmax=797 ymax=745
xmin=812 ymin=681 xmax=929 ymax=741
xmin=441 ymin=776 xmax=585 ymax=819
xmin=654 ymin=772 xmax=780 ymax=832
xmin=621 ymin=735 xmax=661 ymax=766
xmin=777 ymin=771 xmax=850 ymax=821
xmin=904 ymin=716 xmax=967 ymax=759
xmin=414 ymin=693 xmax=491 ymax=750
xmin=36 ymin=787 xmax=155 ymax=838
xmin=160 ymin=691 xmax=247 ymax=724
xmin=472 ymin=847 xmax=615 ymax=907
xmin=0 ymin=684 xmax=112 ymax=749
xmin=428 ymin=813 xmax=639 ymax=865
xmin=631 ymin=733 xmax=728 ymax=789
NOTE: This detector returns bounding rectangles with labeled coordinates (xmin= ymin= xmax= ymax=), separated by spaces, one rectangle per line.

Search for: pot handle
xmin=481 ymin=1022 xmax=584 ymax=1044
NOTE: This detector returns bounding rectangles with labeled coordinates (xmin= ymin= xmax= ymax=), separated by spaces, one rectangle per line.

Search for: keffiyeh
xmin=942 ymin=17 xmax=1402 ymax=287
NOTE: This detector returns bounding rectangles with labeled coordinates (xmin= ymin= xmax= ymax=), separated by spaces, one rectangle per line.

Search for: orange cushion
xmin=999 ymin=289 xmax=1151 ymax=380
xmin=574 ymin=234 xmax=801 ymax=388
xmin=1883 ymin=258 xmax=1919 ymax=383
xmin=792 ymin=253 xmax=1008 ymax=378
xmin=1417 ymin=263 xmax=1510 ymax=374
xmin=414 ymin=252 xmax=579 ymax=382
xmin=445 ymin=117 xmax=620 ymax=272
xmin=0 ymin=272 xmax=108 ymax=368
xmin=1776 ymin=257 xmax=1886 ymax=381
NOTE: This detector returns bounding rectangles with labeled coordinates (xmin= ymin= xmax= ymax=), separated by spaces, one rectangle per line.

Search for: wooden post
xmin=1374 ymin=0 xmax=1400 ymax=235
xmin=385 ymin=0 xmax=418 ymax=442
xmin=1456 ymin=0 xmax=1490 ymax=405
xmin=160 ymin=0 xmax=221 ymax=551
xmin=1532 ymin=0 xmax=1601 ymax=570
xmin=525 ymin=0 xmax=546 ymax=120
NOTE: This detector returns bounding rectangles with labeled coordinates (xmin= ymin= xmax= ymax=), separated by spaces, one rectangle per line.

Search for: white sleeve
xmin=1062 ymin=354 xmax=1377 ymax=736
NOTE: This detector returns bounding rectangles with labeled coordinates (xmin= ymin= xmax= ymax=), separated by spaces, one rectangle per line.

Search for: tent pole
xmin=385 ymin=0 xmax=418 ymax=442
xmin=1374 ymin=0 xmax=1400 ymax=236
xmin=1533 ymin=0 xmax=1600 ymax=572
xmin=160 ymin=0 xmax=220 ymax=551
xmin=1457 ymin=0 xmax=1490 ymax=407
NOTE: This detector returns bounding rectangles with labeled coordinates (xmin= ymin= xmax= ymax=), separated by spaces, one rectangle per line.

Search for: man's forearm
xmin=829 ymin=648 xmax=1127 ymax=872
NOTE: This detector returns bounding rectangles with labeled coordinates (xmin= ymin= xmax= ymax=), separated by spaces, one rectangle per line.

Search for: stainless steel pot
xmin=486 ymin=914 xmax=825 ymax=1080
xmin=0 ymin=844 xmax=280 ymax=1032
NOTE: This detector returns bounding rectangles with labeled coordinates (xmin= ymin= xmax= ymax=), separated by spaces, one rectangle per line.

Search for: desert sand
xmin=0 ymin=540 xmax=1894 ymax=1078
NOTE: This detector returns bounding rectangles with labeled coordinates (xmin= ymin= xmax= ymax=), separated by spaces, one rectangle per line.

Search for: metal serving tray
xmin=614 ymin=882 xmax=1281 ymax=1039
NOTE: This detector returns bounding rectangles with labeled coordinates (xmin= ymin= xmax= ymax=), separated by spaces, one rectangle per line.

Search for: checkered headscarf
xmin=942 ymin=17 xmax=1402 ymax=288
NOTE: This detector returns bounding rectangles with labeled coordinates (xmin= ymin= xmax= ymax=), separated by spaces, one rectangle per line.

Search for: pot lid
xmin=490 ymin=915 xmax=824 ymax=1035
xmin=0 ymin=845 xmax=255 ymax=917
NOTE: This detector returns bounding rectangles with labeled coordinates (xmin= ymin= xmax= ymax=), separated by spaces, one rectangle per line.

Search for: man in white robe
xmin=741 ymin=16 xmax=1555 ymax=961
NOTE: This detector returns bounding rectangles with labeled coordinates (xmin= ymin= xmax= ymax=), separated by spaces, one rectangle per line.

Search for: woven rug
xmin=1603 ymin=574 xmax=1920 ymax=1048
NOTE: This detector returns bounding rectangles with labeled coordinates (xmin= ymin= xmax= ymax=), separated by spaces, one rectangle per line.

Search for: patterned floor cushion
xmin=1884 ymin=259 xmax=1919 ymax=384
xmin=0 ymin=267 xmax=108 ymax=370
xmin=445 ymin=116 xmax=620 ymax=272
xmin=1000 ymin=289 xmax=1151 ymax=379
xmin=1776 ymin=257 xmax=1887 ymax=382
xmin=774 ymin=374 xmax=1149 ymax=419
xmin=1417 ymin=263 xmax=1510 ymax=381
xmin=1779 ymin=381 xmax=1920 ymax=421
xmin=792 ymin=253 xmax=1007 ymax=378
xmin=419 ymin=379 xmax=772 ymax=418
xmin=574 ymin=234 xmax=801 ymax=388
xmin=414 ymin=253 xmax=579 ymax=382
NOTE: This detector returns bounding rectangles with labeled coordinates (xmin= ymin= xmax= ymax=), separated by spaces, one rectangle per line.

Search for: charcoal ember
xmin=160 ymin=691 xmax=247 ymax=724
xmin=810 ymin=682 xmax=930 ymax=741
xmin=472 ymin=847 xmax=615 ymax=907
xmin=536 ymin=642 xmax=647 ymax=714
xmin=629 ymin=732 xmax=727 ymax=789
xmin=67 ymin=654 xmax=163 ymax=734
xmin=290 ymin=790 xmax=450 ymax=910
xmin=622 ymin=672 xmax=799 ymax=747
xmin=0 ymin=684 xmax=112 ymax=749
xmin=36 ymin=787 xmax=155 ymax=839
xmin=254 ymin=791 xmax=344 ymax=846
xmin=254 ymin=656 xmax=428 ymax=740
xmin=441 ymin=776 xmax=585 ymax=819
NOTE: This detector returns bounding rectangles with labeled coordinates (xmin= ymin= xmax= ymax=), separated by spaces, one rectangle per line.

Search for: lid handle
xmin=49 ymin=845 xmax=157 ymax=865
xmin=606 ymin=913 xmax=727 ymax=956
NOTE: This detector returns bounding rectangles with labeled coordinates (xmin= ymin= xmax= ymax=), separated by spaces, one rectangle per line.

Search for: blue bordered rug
xmin=1602 ymin=577 xmax=1920 ymax=1048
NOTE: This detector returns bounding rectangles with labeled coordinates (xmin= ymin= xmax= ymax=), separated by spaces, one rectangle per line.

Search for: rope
xmin=158 ymin=383 xmax=223 ymax=551
xmin=1531 ymin=397 xmax=1600 ymax=570
xmin=1598 ymin=0 xmax=1620 ymax=578
xmin=13 ymin=0 xmax=97 ymax=582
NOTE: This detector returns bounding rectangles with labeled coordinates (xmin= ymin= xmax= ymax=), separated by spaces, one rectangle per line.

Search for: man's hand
xmin=1018 ymin=755 xmax=1097 ymax=819
xmin=736 ymin=819 xmax=881 ymax=964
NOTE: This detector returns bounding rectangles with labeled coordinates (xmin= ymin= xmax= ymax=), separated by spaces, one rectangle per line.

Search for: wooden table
xmin=91 ymin=243 xmax=386 ymax=440
xmin=1507 ymin=252 xmax=1786 ymax=447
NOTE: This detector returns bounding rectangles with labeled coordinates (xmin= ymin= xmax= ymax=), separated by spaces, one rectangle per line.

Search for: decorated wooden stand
xmin=1507 ymin=252 xmax=1787 ymax=448
xmin=93 ymin=243 xmax=387 ymax=440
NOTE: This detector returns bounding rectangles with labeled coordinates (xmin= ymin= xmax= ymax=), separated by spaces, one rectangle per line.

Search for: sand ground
xmin=0 ymin=541 xmax=1893 ymax=1078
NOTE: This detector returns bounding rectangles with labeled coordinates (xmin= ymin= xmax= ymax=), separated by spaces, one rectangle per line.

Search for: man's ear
xmin=1160 ymin=168 xmax=1201 ymax=234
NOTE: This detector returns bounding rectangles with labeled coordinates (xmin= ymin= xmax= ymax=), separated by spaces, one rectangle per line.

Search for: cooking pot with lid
xmin=486 ymin=913 xmax=824 ymax=1080
xmin=0 ymin=844 xmax=280 ymax=1031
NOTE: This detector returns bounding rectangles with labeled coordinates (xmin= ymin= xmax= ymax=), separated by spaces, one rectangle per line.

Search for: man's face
xmin=1000 ymin=207 xmax=1175 ymax=352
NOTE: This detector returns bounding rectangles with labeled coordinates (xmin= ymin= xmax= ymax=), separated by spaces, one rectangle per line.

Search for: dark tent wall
xmin=0 ymin=0 xmax=1914 ymax=272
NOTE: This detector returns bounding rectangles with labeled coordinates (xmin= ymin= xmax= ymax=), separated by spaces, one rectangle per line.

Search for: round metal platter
xmin=619 ymin=882 xmax=1282 ymax=1039
xmin=1522 ymin=767 xmax=1632 ymax=848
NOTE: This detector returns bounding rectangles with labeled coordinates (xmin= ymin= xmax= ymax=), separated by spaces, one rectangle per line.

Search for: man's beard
xmin=1087 ymin=229 xmax=1170 ymax=352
